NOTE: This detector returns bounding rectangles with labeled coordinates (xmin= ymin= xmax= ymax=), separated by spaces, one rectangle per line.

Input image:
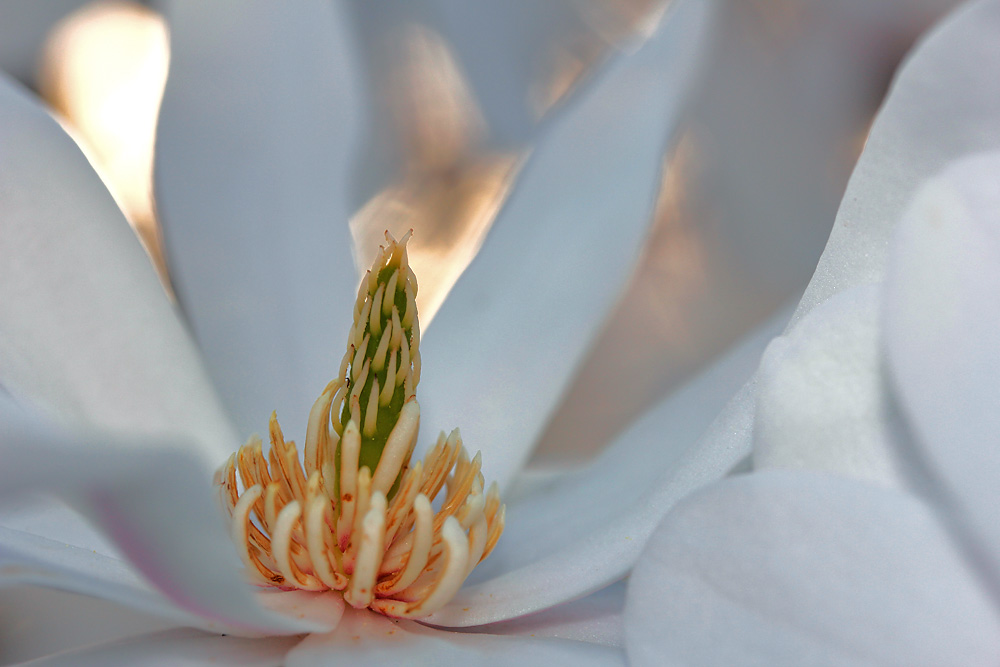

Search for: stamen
xmin=216 ymin=231 xmax=503 ymax=618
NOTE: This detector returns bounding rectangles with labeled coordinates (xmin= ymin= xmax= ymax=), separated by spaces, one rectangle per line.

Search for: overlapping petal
xmin=624 ymin=1 xmax=1000 ymax=662
xmin=286 ymin=607 xmax=624 ymax=667
xmin=155 ymin=0 xmax=362 ymax=435
xmin=624 ymin=472 xmax=1000 ymax=666
xmin=418 ymin=0 xmax=715 ymax=490
xmin=426 ymin=306 xmax=787 ymax=626
xmin=21 ymin=629 xmax=301 ymax=667
xmin=754 ymin=285 xmax=907 ymax=487
xmin=883 ymin=152 xmax=1000 ymax=597
xmin=0 ymin=71 xmax=234 ymax=466
xmin=792 ymin=0 xmax=1000 ymax=326
xmin=0 ymin=403 xmax=330 ymax=637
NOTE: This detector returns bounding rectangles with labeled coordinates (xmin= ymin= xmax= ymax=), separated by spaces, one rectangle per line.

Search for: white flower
xmin=624 ymin=1 xmax=1000 ymax=664
xmin=0 ymin=0 xmax=967 ymax=663
xmin=0 ymin=1 xmax=719 ymax=663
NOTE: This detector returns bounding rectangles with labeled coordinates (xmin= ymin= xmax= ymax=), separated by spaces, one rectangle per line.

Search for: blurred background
xmin=0 ymin=0 xmax=964 ymax=659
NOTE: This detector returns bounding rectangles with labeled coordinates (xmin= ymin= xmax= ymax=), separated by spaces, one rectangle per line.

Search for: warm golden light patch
xmin=216 ymin=232 xmax=504 ymax=618
xmin=38 ymin=0 xmax=170 ymax=283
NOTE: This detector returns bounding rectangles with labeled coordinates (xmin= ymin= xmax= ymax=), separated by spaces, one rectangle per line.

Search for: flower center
xmin=216 ymin=231 xmax=504 ymax=618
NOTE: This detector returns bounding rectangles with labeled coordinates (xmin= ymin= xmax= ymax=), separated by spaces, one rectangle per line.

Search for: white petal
xmin=286 ymin=607 xmax=624 ymax=667
xmin=155 ymin=0 xmax=361 ymax=436
xmin=22 ymin=628 xmax=301 ymax=667
xmin=0 ymin=73 xmax=234 ymax=466
xmin=624 ymin=471 xmax=1000 ymax=667
xmin=474 ymin=581 xmax=626 ymax=649
xmin=882 ymin=153 xmax=1000 ymax=595
xmin=0 ymin=407 xmax=329 ymax=636
xmin=792 ymin=0 xmax=1000 ymax=327
xmin=0 ymin=586 xmax=176 ymax=664
xmin=425 ymin=306 xmax=788 ymax=626
xmin=418 ymin=0 xmax=715 ymax=490
xmin=753 ymin=285 xmax=907 ymax=487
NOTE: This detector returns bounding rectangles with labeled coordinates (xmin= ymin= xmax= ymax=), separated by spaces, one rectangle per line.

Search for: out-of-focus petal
xmin=754 ymin=285 xmax=907 ymax=487
xmin=883 ymin=153 xmax=1000 ymax=597
xmin=792 ymin=0 xmax=1000 ymax=327
xmin=156 ymin=0 xmax=362 ymax=436
xmin=0 ymin=1 xmax=89 ymax=85
xmin=286 ymin=607 xmax=624 ymax=667
xmin=425 ymin=306 xmax=787 ymax=626
xmin=0 ymin=407 xmax=331 ymax=637
xmin=21 ymin=628 xmax=301 ymax=667
xmin=0 ymin=73 xmax=235 ymax=465
xmin=418 ymin=0 xmax=715 ymax=490
xmin=624 ymin=471 xmax=1000 ymax=667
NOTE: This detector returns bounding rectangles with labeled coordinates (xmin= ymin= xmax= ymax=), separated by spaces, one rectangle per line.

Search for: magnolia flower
xmin=623 ymin=1 xmax=1000 ymax=664
xmin=0 ymin=0 xmax=968 ymax=664
xmin=1 ymin=2 xmax=730 ymax=663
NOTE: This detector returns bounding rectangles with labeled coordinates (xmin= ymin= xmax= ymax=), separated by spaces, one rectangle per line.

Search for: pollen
xmin=215 ymin=231 xmax=504 ymax=618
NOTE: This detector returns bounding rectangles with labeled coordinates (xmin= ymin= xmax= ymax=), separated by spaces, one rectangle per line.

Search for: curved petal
xmin=0 ymin=406 xmax=330 ymax=636
xmin=21 ymin=628 xmax=300 ymax=667
xmin=0 ymin=72 xmax=234 ymax=465
xmin=624 ymin=471 xmax=1000 ymax=667
xmin=0 ymin=586 xmax=175 ymax=664
xmin=469 ymin=581 xmax=626 ymax=649
xmin=791 ymin=0 xmax=1000 ymax=327
xmin=753 ymin=285 xmax=907 ymax=487
xmin=418 ymin=0 xmax=716 ymax=490
xmin=425 ymin=306 xmax=788 ymax=626
xmin=155 ymin=0 xmax=361 ymax=436
xmin=882 ymin=153 xmax=1000 ymax=599
xmin=286 ymin=607 xmax=624 ymax=667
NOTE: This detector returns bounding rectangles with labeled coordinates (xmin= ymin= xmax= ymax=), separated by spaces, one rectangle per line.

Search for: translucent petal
xmin=754 ymin=285 xmax=907 ymax=487
xmin=624 ymin=471 xmax=1000 ymax=666
xmin=883 ymin=153 xmax=1000 ymax=598
xmin=418 ymin=0 xmax=715 ymax=490
xmin=286 ymin=607 xmax=624 ymax=667
xmin=424 ymin=306 xmax=788 ymax=626
xmin=156 ymin=0 xmax=361 ymax=436
xmin=0 ymin=72 xmax=234 ymax=466
xmin=791 ymin=0 xmax=1000 ymax=327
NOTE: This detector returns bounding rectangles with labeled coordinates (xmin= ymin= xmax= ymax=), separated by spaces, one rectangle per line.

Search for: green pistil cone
xmin=337 ymin=233 xmax=420 ymax=489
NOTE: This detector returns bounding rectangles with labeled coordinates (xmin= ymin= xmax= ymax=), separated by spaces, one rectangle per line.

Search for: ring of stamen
xmin=216 ymin=231 xmax=504 ymax=618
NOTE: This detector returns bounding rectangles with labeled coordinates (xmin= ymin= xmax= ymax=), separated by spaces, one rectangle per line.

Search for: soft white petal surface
xmin=425 ymin=306 xmax=788 ymax=626
xmin=286 ymin=607 xmax=624 ymax=667
xmin=0 ymin=406 xmax=329 ymax=637
xmin=0 ymin=72 xmax=234 ymax=465
xmin=156 ymin=0 xmax=361 ymax=436
xmin=624 ymin=471 xmax=1000 ymax=667
xmin=418 ymin=0 xmax=715 ymax=490
xmin=791 ymin=0 xmax=1000 ymax=327
xmin=466 ymin=581 xmax=626 ymax=649
xmin=0 ymin=586 xmax=176 ymax=664
xmin=21 ymin=628 xmax=301 ymax=667
xmin=883 ymin=153 xmax=1000 ymax=597
xmin=754 ymin=285 xmax=907 ymax=487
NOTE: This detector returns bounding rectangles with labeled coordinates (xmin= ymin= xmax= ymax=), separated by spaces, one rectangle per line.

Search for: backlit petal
xmin=418 ymin=0 xmax=715 ymax=490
